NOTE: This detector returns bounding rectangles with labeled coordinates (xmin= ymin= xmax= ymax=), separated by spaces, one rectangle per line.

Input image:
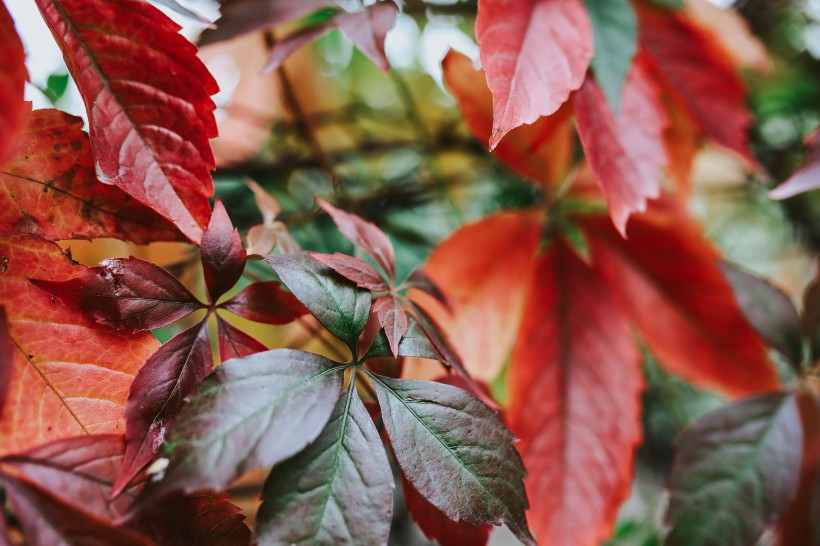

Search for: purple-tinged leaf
xmin=336 ymin=1 xmax=397 ymax=73
xmin=113 ymin=320 xmax=213 ymax=497
xmin=256 ymin=373 xmax=392 ymax=545
xmin=374 ymin=296 xmax=408 ymax=358
xmin=405 ymin=269 xmax=452 ymax=311
xmin=216 ymin=314 xmax=267 ymax=361
xmin=143 ymin=349 xmax=345 ymax=500
xmin=369 ymin=373 xmax=534 ymax=545
xmin=220 ymin=281 xmax=308 ymax=324
xmin=720 ymin=262 xmax=803 ymax=368
xmin=0 ymin=309 xmax=11 ymax=414
xmin=267 ymin=252 xmax=370 ymax=350
xmin=201 ymin=200 xmax=246 ymax=302
xmin=309 ymin=252 xmax=389 ymax=292
xmin=665 ymin=393 xmax=803 ymax=546
xmin=316 ymin=198 xmax=395 ymax=280
xmin=32 ymin=257 xmax=202 ymax=332
xmin=769 ymin=131 xmax=820 ymax=200
xmin=363 ymin=319 xmax=442 ymax=361
xmin=262 ymin=22 xmax=336 ymax=74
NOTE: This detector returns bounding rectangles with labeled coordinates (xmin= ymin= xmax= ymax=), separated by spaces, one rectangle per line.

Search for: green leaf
xmin=362 ymin=319 xmax=442 ymax=361
xmin=267 ymin=252 xmax=370 ymax=352
xmin=368 ymin=373 xmax=534 ymax=545
xmin=582 ymin=0 xmax=638 ymax=113
xmin=146 ymin=349 xmax=346 ymax=499
xmin=41 ymin=73 xmax=69 ymax=104
xmin=665 ymin=393 xmax=803 ymax=546
xmin=255 ymin=372 xmax=393 ymax=546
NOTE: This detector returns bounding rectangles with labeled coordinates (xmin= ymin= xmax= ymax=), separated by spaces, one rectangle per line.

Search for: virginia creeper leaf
xmin=369 ymin=373 xmax=534 ymax=545
xmin=373 ymin=295 xmax=408 ymax=358
xmin=316 ymin=198 xmax=395 ymax=280
xmin=441 ymin=50 xmax=574 ymax=188
xmin=404 ymin=269 xmax=452 ymax=312
xmin=662 ymin=95 xmax=700 ymax=193
xmin=216 ymin=314 xmax=267 ymax=361
xmin=150 ymin=0 xmax=212 ymax=24
xmin=363 ymin=319 xmax=442 ymax=361
xmin=201 ymin=200 xmax=246 ymax=302
xmin=401 ymin=474 xmax=491 ymax=546
xmin=0 ymin=234 xmax=158 ymax=456
xmin=638 ymin=3 xmax=753 ymax=161
xmin=0 ymin=0 xmax=28 ymax=164
xmin=145 ymin=349 xmax=345 ymax=499
xmin=573 ymin=60 xmax=667 ymax=236
xmin=219 ymin=281 xmax=308 ymax=324
xmin=720 ymin=262 xmax=803 ymax=367
xmin=256 ymin=374 xmax=393 ymax=546
xmin=262 ymin=23 xmax=336 ymax=74
xmin=583 ymin=202 xmax=778 ymax=396
xmin=113 ymin=320 xmax=214 ymax=497
xmin=581 ymin=0 xmax=637 ymax=113
xmin=33 ymin=256 xmax=203 ymax=332
xmin=0 ymin=308 xmax=11 ymax=414
xmin=665 ymin=393 xmax=803 ymax=546
xmin=0 ymin=109 xmax=183 ymax=243
xmin=335 ymin=1 xmax=397 ymax=73
xmin=769 ymin=130 xmax=820 ymax=200
xmin=475 ymin=0 xmax=593 ymax=148
xmin=507 ymin=241 xmax=643 ymax=546
xmin=35 ymin=0 xmax=219 ymax=242
xmin=309 ymin=252 xmax=389 ymax=292
xmin=267 ymin=252 xmax=370 ymax=351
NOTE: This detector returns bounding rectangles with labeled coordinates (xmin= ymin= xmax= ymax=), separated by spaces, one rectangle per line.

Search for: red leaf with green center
xmin=0 ymin=108 xmax=184 ymax=243
xmin=507 ymin=241 xmax=643 ymax=546
xmin=113 ymin=320 xmax=213 ymax=497
xmin=33 ymin=256 xmax=202 ymax=332
xmin=573 ymin=59 xmax=667 ymax=236
xmin=220 ymin=281 xmax=308 ymax=324
xmin=35 ymin=0 xmax=218 ymax=242
xmin=0 ymin=0 xmax=28 ymax=164
xmin=0 ymin=234 xmax=159 ymax=456
xmin=373 ymin=295 xmax=408 ymax=358
xmin=475 ymin=0 xmax=593 ymax=148
xmin=201 ymin=200 xmax=246 ymax=302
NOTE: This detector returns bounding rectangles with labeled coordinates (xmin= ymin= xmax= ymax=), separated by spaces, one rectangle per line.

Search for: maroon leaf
xmin=769 ymin=129 xmax=820 ymax=200
xmin=262 ymin=22 xmax=337 ymax=74
xmin=220 ymin=281 xmax=308 ymax=324
xmin=0 ymin=308 xmax=11 ymax=414
xmin=374 ymin=295 xmax=408 ymax=358
xmin=405 ymin=269 xmax=452 ymax=311
xmin=201 ymin=200 xmax=246 ymax=302
xmin=335 ymin=1 xmax=397 ymax=73
xmin=0 ymin=473 xmax=151 ymax=546
xmin=0 ymin=0 xmax=28 ymax=165
xmin=113 ymin=320 xmax=213 ymax=497
xmin=35 ymin=0 xmax=218 ymax=243
xmin=216 ymin=314 xmax=268 ymax=361
xmin=309 ymin=252 xmax=389 ymax=291
xmin=316 ymin=198 xmax=396 ymax=280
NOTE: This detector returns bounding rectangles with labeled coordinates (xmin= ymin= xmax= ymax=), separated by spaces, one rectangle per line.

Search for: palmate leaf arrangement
xmin=0 ymin=0 xmax=819 ymax=545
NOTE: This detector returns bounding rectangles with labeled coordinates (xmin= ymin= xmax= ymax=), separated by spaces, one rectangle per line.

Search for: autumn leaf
xmin=769 ymin=130 xmax=820 ymax=200
xmin=441 ymin=50 xmax=574 ymax=188
xmin=201 ymin=200 xmax=246 ymax=303
xmin=373 ymin=295 xmax=408 ymax=357
xmin=0 ymin=234 xmax=158 ymax=456
xmin=508 ymin=241 xmax=643 ymax=546
xmin=219 ymin=281 xmax=307 ymax=324
xmin=0 ymin=309 xmax=11 ymax=414
xmin=216 ymin=314 xmax=268 ymax=361
xmin=35 ymin=0 xmax=219 ymax=242
xmin=573 ymin=59 xmax=667 ymax=235
xmin=0 ymin=108 xmax=184 ymax=243
xmin=309 ymin=252 xmax=389 ymax=291
xmin=0 ymin=0 xmax=28 ymax=165
xmin=475 ymin=0 xmax=592 ymax=148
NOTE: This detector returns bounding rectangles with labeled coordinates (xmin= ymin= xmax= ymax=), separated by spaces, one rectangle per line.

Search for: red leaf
xmin=573 ymin=60 xmax=667 ymax=236
xmin=216 ymin=314 xmax=268 ymax=361
xmin=475 ymin=0 xmax=592 ymax=149
xmin=583 ymin=201 xmax=779 ymax=396
xmin=401 ymin=473 xmax=491 ymax=546
xmin=113 ymin=320 xmax=213 ymax=497
xmin=1 ymin=473 xmax=151 ymax=546
xmin=405 ymin=269 xmax=452 ymax=312
xmin=33 ymin=256 xmax=203 ymax=332
xmin=336 ymin=1 xmax=398 ymax=73
xmin=769 ymin=130 xmax=820 ymax=200
xmin=201 ymin=200 xmax=246 ymax=302
xmin=374 ymin=295 xmax=408 ymax=357
xmin=220 ymin=281 xmax=308 ymax=324
xmin=418 ymin=211 xmax=541 ymax=381
xmin=0 ymin=309 xmax=11 ymax=414
xmin=441 ymin=49 xmax=574 ymax=188
xmin=0 ymin=0 xmax=28 ymax=165
xmin=35 ymin=0 xmax=219 ymax=243
xmin=638 ymin=3 xmax=753 ymax=161
xmin=507 ymin=241 xmax=643 ymax=546
xmin=309 ymin=252 xmax=389 ymax=291
xmin=0 ymin=234 xmax=159 ymax=456
xmin=316 ymin=197 xmax=396 ymax=280
xmin=0 ymin=108 xmax=184 ymax=243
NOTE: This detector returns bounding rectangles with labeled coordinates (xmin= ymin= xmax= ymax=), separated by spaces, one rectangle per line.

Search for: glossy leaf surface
xmin=219 ymin=281 xmax=308 ymax=325
xmin=200 ymin=200 xmax=246 ymax=302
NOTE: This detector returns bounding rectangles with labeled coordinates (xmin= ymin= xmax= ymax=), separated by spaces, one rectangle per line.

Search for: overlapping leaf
xmin=201 ymin=200 xmax=246 ymax=302
xmin=582 ymin=0 xmax=637 ymax=111
xmin=35 ymin=0 xmax=219 ymax=242
xmin=770 ymin=130 xmax=820 ymax=200
xmin=0 ymin=0 xmax=28 ymax=164
xmin=475 ymin=0 xmax=592 ymax=148
xmin=219 ymin=281 xmax=307 ymax=324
